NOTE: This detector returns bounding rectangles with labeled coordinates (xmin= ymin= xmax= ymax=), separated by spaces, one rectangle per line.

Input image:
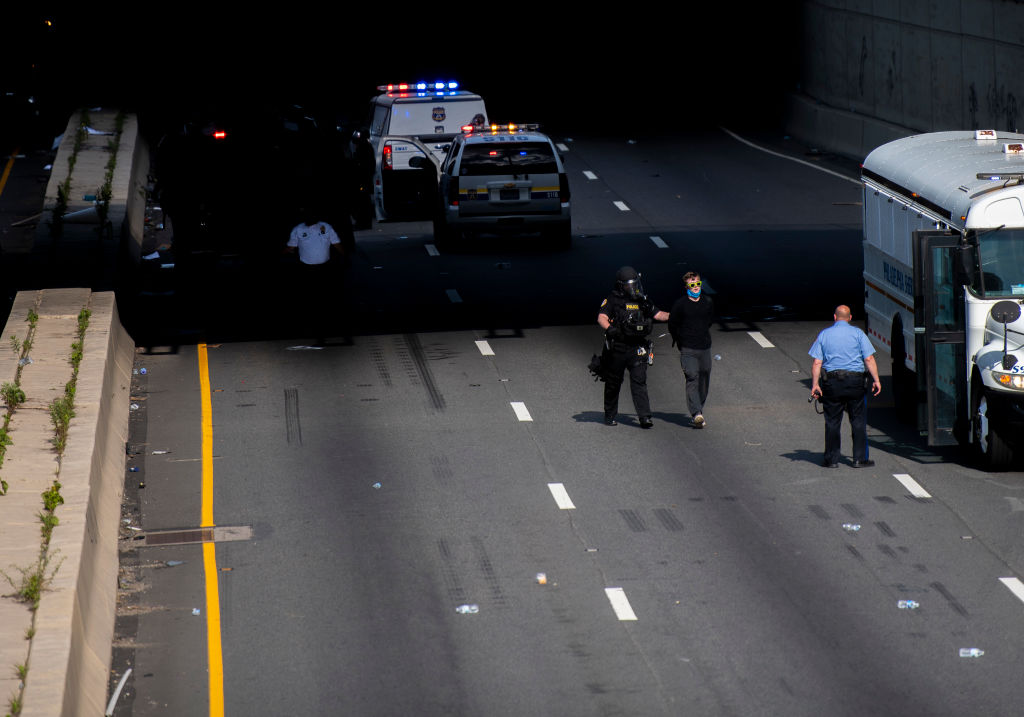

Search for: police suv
xmin=434 ymin=124 xmax=571 ymax=248
xmin=367 ymin=81 xmax=488 ymax=220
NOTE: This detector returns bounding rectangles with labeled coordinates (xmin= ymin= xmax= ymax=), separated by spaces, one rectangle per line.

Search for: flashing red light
xmin=213 ymin=130 xmax=227 ymax=140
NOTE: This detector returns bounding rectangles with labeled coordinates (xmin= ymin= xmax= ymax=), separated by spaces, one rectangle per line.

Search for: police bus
xmin=862 ymin=130 xmax=1024 ymax=468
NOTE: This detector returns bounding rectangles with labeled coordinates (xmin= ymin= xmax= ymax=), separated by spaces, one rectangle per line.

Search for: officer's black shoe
xmin=851 ymin=459 xmax=876 ymax=468
xmin=822 ymin=460 xmax=839 ymax=468
xmin=639 ymin=416 xmax=654 ymax=429
xmin=604 ymin=416 xmax=617 ymax=426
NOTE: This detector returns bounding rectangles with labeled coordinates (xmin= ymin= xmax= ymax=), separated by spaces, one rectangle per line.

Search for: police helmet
xmin=616 ymin=266 xmax=643 ymax=299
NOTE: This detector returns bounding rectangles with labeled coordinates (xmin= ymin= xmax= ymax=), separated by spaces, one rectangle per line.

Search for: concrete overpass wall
xmin=788 ymin=0 xmax=1024 ymax=158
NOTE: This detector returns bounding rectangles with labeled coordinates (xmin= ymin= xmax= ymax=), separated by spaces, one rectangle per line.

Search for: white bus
xmin=862 ymin=130 xmax=1024 ymax=468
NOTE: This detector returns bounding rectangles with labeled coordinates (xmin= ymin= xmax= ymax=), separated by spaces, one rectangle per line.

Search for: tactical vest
xmin=619 ymin=301 xmax=652 ymax=341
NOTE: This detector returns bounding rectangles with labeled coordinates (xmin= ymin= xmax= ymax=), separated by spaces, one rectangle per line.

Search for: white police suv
xmin=434 ymin=124 xmax=571 ymax=248
xmin=367 ymin=81 xmax=488 ymax=220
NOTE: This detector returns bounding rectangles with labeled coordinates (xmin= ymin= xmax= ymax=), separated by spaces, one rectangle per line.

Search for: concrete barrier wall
xmin=17 ymin=293 xmax=134 ymax=717
xmin=791 ymin=0 xmax=1024 ymax=157
xmin=36 ymin=110 xmax=147 ymax=263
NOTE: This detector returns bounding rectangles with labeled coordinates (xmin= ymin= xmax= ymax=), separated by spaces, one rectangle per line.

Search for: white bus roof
xmin=862 ymin=130 xmax=1024 ymax=228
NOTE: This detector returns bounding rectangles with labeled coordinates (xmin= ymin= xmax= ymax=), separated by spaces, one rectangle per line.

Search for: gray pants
xmin=679 ymin=347 xmax=712 ymax=416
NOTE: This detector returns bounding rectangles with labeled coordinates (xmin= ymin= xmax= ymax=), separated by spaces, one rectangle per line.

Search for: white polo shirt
xmin=287 ymin=222 xmax=340 ymax=265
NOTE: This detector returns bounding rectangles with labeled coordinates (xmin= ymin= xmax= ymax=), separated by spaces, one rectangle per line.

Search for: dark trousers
xmin=291 ymin=259 xmax=339 ymax=336
xmin=821 ymin=372 xmax=869 ymax=463
xmin=603 ymin=344 xmax=651 ymax=419
xmin=679 ymin=347 xmax=712 ymax=416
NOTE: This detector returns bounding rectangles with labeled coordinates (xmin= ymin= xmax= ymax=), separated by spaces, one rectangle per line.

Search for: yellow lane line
xmin=0 ymin=149 xmax=18 ymax=198
xmin=198 ymin=343 xmax=225 ymax=716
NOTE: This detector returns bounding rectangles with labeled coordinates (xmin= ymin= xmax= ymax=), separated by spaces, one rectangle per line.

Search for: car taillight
xmin=382 ymin=144 xmax=393 ymax=170
xmin=449 ymin=177 xmax=459 ymax=206
xmin=559 ymin=173 xmax=570 ymax=203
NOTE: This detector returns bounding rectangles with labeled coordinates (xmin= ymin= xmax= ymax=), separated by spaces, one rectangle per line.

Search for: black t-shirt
xmin=599 ymin=291 xmax=660 ymax=345
xmin=668 ymin=295 xmax=714 ymax=350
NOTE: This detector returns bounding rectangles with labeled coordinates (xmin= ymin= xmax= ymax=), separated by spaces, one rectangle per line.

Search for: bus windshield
xmin=974 ymin=229 xmax=1024 ymax=297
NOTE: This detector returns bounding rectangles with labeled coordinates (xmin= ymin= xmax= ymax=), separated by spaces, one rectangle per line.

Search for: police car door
xmin=373 ymin=135 xmax=440 ymax=220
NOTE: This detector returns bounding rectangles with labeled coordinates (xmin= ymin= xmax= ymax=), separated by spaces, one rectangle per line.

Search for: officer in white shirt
xmin=286 ymin=214 xmax=342 ymax=265
xmin=285 ymin=210 xmax=346 ymax=341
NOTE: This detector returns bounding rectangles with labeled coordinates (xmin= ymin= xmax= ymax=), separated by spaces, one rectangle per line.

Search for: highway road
xmin=110 ymin=128 xmax=1024 ymax=716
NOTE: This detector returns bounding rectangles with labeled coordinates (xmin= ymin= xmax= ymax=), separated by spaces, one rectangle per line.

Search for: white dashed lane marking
xmin=446 ymin=289 xmax=463 ymax=303
xmin=650 ymin=236 xmax=668 ymax=248
xmin=1000 ymin=577 xmax=1024 ymax=604
xmin=747 ymin=331 xmax=775 ymax=348
xmin=511 ymin=402 xmax=533 ymax=422
xmin=613 ymin=201 xmax=630 ymax=212
xmin=547 ymin=483 xmax=576 ymax=510
xmin=556 ymin=142 xmax=570 ymax=152
xmin=475 ymin=340 xmax=494 ymax=356
xmin=583 ymin=170 xmax=598 ymax=180
xmin=605 ymin=587 xmax=638 ymax=621
xmin=893 ymin=473 xmax=931 ymax=498
xmin=425 ymin=244 xmax=439 ymax=256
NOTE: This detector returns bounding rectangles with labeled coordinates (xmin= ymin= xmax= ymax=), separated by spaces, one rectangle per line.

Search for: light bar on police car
xmin=461 ymin=123 xmax=540 ymax=134
xmin=377 ymin=81 xmax=459 ymax=92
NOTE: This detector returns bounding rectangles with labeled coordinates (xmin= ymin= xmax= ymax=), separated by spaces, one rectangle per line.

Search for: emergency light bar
xmin=977 ymin=172 xmax=1024 ymax=182
xmin=461 ymin=123 xmax=540 ymax=134
xmin=377 ymin=81 xmax=460 ymax=92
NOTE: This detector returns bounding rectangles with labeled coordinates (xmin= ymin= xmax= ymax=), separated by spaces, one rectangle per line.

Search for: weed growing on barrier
xmin=49 ymin=111 xmax=90 ymax=239
xmin=0 ymin=312 xmax=36 ymax=499
xmin=39 ymin=481 xmax=63 ymax=541
xmin=7 ymin=692 xmax=22 ymax=715
xmin=0 ymin=548 xmax=62 ymax=611
xmin=50 ymin=309 xmax=89 ymax=456
xmin=96 ymin=112 xmax=124 ymax=227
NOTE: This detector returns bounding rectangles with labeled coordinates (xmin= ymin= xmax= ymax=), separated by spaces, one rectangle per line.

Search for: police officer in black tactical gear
xmin=597 ymin=266 xmax=670 ymax=428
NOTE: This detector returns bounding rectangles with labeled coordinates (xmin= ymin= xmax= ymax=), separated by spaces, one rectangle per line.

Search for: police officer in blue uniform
xmin=598 ymin=267 xmax=670 ymax=428
xmin=809 ymin=305 xmax=882 ymax=467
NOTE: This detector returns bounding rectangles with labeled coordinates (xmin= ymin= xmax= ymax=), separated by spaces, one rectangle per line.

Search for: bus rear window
xmin=460 ymin=142 xmax=557 ymax=176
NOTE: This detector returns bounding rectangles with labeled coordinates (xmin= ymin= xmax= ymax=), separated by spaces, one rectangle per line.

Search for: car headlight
xmin=991 ymin=370 xmax=1024 ymax=389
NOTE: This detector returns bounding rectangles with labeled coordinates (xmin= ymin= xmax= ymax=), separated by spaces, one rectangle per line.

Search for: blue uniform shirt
xmin=808 ymin=321 xmax=875 ymax=371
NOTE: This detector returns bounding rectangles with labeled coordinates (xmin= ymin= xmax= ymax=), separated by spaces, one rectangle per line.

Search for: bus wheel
xmin=971 ymin=386 xmax=1013 ymax=469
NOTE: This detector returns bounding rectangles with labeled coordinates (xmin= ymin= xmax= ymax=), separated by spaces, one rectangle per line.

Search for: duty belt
xmin=824 ymin=369 xmax=866 ymax=379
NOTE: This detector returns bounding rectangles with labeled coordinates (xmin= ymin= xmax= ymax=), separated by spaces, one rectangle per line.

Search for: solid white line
xmin=893 ymin=473 xmax=932 ymax=498
xmin=446 ymin=289 xmax=463 ymax=303
xmin=748 ymin=331 xmax=775 ymax=348
xmin=605 ymin=587 xmax=638 ymax=621
xmin=583 ymin=170 xmax=598 ymax=180
xmin=425 ymin=244 xmax=440 ymax=256
xmin=720 ymin=127 xmax=861 ymax=186
xmin=1000 ymin=577 xmax=1024 ymax=604
xmin=511 ymin=401 xmax=533 ymax=421
xmin=650 ymin=235 xmax=668 ymax=248
xmin=475 ymin=340 xmax=494 ymax=356
xmin=548 ymin=483 xmax=576 ymax=510
xmin=613 ymin=200 xmax=630 ymax=211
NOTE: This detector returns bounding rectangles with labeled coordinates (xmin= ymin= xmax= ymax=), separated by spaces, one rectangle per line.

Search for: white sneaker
xmin=693 ymin=414 xmax=705 ymax=428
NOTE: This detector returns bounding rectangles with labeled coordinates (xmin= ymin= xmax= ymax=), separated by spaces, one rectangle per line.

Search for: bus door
xmin=913 ymin=230 xmax=966 ymax=445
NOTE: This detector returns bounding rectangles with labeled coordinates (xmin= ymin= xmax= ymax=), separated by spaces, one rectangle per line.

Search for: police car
xmin=433 ymin=124 xmax=571 ymax=248
xmin=366 ymin=81 xmax=488 ymax=220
